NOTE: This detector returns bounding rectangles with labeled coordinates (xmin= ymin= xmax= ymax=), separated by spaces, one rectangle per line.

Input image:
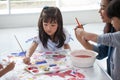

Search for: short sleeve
xmin=63 ymin=28 xmax=70 ymax=44
xmin=33 ymin=36 xmax=40 ymax=44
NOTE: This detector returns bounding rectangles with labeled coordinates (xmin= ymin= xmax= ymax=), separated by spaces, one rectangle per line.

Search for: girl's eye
xmin=43 ymin=23 xmax=48 ymax=26
xmin=100 ymin=6 xmax=105 ymax=10
xmin=100 ymin=4 xmax=106 ymax=10
xmin=51 ymin=24 xmax=56 ymax=27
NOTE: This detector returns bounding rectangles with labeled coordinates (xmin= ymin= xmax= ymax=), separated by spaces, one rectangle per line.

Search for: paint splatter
xmin=46 ymin=70 xmax=85 ymax=79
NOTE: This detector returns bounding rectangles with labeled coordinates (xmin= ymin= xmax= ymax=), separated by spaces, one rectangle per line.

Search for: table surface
xmin=0 ymin=50 xmax=112 ymax=80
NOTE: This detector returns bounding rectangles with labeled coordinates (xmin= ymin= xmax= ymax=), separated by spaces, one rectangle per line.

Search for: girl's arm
xmin=26 ymin=42 xmax=38 ymax=57
xmin=23 ymin=42 xmax=38 ymax=64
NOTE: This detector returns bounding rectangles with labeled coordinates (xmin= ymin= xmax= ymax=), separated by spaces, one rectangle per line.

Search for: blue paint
xmin=49 ymin=64 xmax=57 ymax=67
xmin=11 ymin=51 xmax=26 ymax=57
xmin=18 ymin=51 xmax=26 ymax=56
xmin=35 ymin=60 xmax=47 ymax=65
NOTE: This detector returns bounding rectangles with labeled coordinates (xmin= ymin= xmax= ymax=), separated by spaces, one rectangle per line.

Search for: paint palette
xmin=25 ymin=50 xmax=71 ymax=75
xmin=43 ymin=51 xmax=67 ymax=60
xmin=25 ymin=60 xmax=71 ymax=75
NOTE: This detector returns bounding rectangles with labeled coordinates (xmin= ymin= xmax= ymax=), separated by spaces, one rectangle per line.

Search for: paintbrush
xmin=75 ymin=17 xmax=84 ymax=29
xmin=14 ymin=35 xmax=26 ymax=57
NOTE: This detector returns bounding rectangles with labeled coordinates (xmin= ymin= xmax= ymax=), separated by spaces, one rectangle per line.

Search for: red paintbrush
xmin=75 ymin=17 xmax=84 ymax=29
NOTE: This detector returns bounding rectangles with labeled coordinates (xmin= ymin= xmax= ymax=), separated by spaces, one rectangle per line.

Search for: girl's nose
xmin=98 ymin=8 xmax=101 ymax=13
xmin=47 ymin=26 xmax=51 ymax=30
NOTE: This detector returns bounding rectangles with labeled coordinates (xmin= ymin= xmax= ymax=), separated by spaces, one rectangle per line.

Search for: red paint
xmin=28 ymin=66 xmax=38 ymax=70
xmin=53 ymin=55 xmax=66 ymax=58
xmin=46 ymin=70 xmax=85 ymax=79
xmin=32 ymin=69 xmax=39 ymax=73
xmin=75 ymin=55 xmax=91 ymax=58
xmin=68 ymin=77 xmax=76 ymax=80
xmin=45 ymin=52 xmax=53 ymax=54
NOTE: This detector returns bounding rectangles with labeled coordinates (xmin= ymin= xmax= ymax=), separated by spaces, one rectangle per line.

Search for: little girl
xmin=23 ymin=6 xmax=71 ymax=64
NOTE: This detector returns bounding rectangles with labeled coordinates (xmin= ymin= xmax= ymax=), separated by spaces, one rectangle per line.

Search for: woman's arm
xmin=75 ymin=28 xmax=109 ymax=59
xmin=75 ymin=28 xmax=98 ymax=49
xmin=82 ymin=31 xmax=98 ymax=43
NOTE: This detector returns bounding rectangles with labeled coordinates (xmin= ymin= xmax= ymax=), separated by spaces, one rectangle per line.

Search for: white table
xmin=0 ymin=50 xmax=112 ymax=80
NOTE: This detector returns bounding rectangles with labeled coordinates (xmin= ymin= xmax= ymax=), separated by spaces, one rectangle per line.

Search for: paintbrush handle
xmin=14 ymin=35 xmax=24 ymax=52
xmin=75 ymin=17 xmax=84 ymax=29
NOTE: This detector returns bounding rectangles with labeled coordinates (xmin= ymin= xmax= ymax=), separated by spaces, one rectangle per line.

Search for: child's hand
xmin=5 ymin=61 xmax=15 ymax=72
xmin=23 ymin=57 xmax=31 ymax=65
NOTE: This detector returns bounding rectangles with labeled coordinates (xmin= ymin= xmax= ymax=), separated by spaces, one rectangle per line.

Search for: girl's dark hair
xmin=38 ymin=6 xmax=66 ymax=48
xmin=104 ymin=23 xmax=116 ymax=33
xmin=107 ymin=0 xmax=120 ymax=19
xmin=108 ymin=0 xmax=112 ymax=2
xmin=104 ymin=0 xmax=116 ymax=33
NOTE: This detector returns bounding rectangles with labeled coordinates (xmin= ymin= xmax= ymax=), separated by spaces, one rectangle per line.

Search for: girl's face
xmin=43 ymin=20 xmax=58 ymax=38
xmin=111 ymin=17 xmax=120 ymax=31
xmin=99 ymin=0 xmax=111 ymax=23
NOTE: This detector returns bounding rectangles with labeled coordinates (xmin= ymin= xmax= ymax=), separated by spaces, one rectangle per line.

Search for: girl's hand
xmin=23 ymin=57 xmax=31 ymax=65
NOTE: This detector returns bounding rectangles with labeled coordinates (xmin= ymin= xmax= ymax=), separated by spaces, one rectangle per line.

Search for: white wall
xmin=0 ymin=9 xmax=102 ymax=28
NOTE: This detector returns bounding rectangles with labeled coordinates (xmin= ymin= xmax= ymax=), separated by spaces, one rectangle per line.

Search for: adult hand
xmin=74 ymin=27 xmax=84 ymax=38
xmin=75 ymin=17 xmax=84 ymax=29
xmin=74 ymin=27 xmax=93 ymax=50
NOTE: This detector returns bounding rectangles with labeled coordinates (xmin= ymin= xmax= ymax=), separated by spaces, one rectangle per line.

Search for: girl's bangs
xmin=43 ymin=17 xmax=57 ymax=23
